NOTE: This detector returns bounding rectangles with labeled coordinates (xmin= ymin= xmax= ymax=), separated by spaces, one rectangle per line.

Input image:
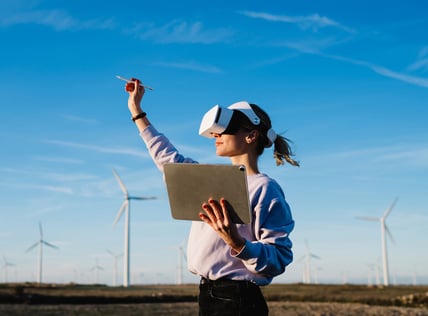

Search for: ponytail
xmin=273 ymin=135 xmax=300 ymax=167
xmin=249 ymin=104 xmax=300 ymax=168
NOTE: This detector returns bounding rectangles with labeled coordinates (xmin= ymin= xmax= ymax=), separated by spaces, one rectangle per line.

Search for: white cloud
xmin=33 ymin=156 xmax=85 ymax=164
xmin=240 ymin=11 xmax=355 ymax=33
xmin=44 ymin=139 xmax=149 ymax=158
xmin=41 ymin=172 xmax=99 ymax=183
xmin=280 ymin=41 xmax=428 ymax=89
xmin=373 ymin=147 xmax=428 ymax=166
xmin=29 ymin=204 xmax=65 ymax=217
xmin=245 ymin=53 xmax=299 ymax=69
xmin=407 ymin=48 xmax=428 ymax=73
xmin=237 ymin=11 xmax=428 ymax=89
xmin=1 ymin=9 xmax=116 ymax=31
xmin=9 ymin=183 xmax=73 ymax=194
xmin=0 ymin=168 xmax=96 ymax=194
xmin=278 ymin=37 xmax=348 ymax=54
xmin=61 ymin=114 xmax=98 ymax=125
xmin=152 ymin=61 xmax=222 ymax=73
xmin=319 ymin=143 xmax=428 ymax=168
xmin=128 ymin=20 xmax=234 ymax=44
xmin=370 ymin=64 xmax=428 ymax=88
xmin=407 ymin=58 xmax=428 ymax=72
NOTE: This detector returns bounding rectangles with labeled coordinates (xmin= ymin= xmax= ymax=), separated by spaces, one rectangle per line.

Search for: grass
xmin=262 ymin=283 xmax=428 ymax=307
xmin=0 ymin=282 xmax=427 ymax=308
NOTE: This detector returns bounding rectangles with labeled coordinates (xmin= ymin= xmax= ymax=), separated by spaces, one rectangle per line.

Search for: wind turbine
xmin=366 ymin=263 xmax=381 ymax=286
xmin=107 ymin=249 xmax=123 ymax=286
xmin=176 ymin=242 xmax=187 ymax=285
xmin=298 ymin=240 xmax=320 ymax=284
xmin=356 ymin=197 xmax=398 ymax=286
xmin=25 ymin=222 xmax=59 ymax=284
xmin=112 ymin=168 xmax=156 ymax=287
xmin=90 ymin=258 xmax=104 ymax=284
xmin=1 ymin=256 xmax=15 ymax=283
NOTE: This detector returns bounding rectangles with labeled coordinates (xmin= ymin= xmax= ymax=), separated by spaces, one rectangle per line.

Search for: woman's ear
xmin=246 ymin=130 xmax=259 ymax=144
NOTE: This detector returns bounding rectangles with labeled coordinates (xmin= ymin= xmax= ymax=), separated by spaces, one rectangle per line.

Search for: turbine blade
xmin=39 ymin=222 xmax=43 ymax=239
xmin=383 ymin=197 xmax=398 ymax=218
xmin=182 ymin=252 xmax=188 ymax=264
xmin=113 ymin=200 xmax=128 ymax=226
xmin=311 ymin=254 xmax=321 ymax=260
xmin=25 ymin=242 xmax=39 ymax=253
xmin=385 ymin=224 xmax=395 ymax=244
xmin=112 ymin=168 xmax=128 ymax=195
xmin=131 ymin=196 xmax=157 ymax=200
xmin=355 ymin=216 xmax=379 ymax=222
xmin=43 ymin=241 xmax=59 ymax=249
xmin=304 ymin=239 xmax=309 ymax=252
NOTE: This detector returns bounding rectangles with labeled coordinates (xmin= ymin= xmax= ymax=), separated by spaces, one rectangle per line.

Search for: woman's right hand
xmin=126 ymin=78 xmax=145 ymax=116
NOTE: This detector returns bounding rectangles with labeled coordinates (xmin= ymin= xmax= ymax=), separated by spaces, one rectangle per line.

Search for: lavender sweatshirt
xmin=140 ymin=125 xmax=294 ymax=285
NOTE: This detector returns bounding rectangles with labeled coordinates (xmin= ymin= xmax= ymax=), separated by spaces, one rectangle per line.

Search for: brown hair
xmin=249 ymin=104 xmax=300 ymax=167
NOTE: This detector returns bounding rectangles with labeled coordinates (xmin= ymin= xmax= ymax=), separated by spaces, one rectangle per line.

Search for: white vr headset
xmin=199 ymin=101 xmax=277 ymax=147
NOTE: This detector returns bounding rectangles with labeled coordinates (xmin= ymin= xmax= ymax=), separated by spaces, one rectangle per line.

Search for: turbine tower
xmin=25 ymin=222 xmax=59 ymax=284
xmin=112 ymin=168 xmax=156 ymax=287
xmin=107 ymin=249 xmax=123 ymax=286
xmin=176 ymin=242 xmax=187 ymax=285
xmin=356 ymin=198 xmax=398 ymax=286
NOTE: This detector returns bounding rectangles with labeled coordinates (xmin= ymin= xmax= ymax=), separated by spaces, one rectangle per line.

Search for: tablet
xmin=163 ymin=163 xmax=251 ymax=224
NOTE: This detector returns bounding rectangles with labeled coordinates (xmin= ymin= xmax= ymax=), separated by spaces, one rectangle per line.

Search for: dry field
xmin=1 ymin=302 xmax=428 ymax=316
xmin=0 ymin=283 xmax=427 ymax=315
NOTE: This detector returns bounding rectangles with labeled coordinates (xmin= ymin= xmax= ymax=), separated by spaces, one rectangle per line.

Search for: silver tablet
xmin=164 ymin=163 xmax=251 ymax=224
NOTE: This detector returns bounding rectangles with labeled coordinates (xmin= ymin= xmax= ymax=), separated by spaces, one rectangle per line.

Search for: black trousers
xmin=198 ymin=277 xmax=269 ymax=316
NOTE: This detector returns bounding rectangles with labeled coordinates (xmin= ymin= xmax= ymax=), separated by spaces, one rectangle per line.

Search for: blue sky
xmin=1 ymin=0 xmax=427 ymax=286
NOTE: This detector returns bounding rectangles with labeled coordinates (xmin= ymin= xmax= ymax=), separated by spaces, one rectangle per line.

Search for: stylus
xmin=115 ymin=75 xmax=154 ymax=91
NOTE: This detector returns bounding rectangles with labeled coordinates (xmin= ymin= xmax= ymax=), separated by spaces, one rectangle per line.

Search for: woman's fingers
xmin=200 ymin=199 xmax=224 ymax=229
xmin=200 ymin=198 xmax=244 ymax=251
xmin=125 ymin=78 xmax=144 ymax=93
xmin=201 ymin=201 xmax=216 ymax=224
xmin=125 ymin=81 xmax=134 ymax=92
xmin=220 ymin=198 xmax=232 ymax=225
xmin=209 ymin=199 xmax=224 ymax=223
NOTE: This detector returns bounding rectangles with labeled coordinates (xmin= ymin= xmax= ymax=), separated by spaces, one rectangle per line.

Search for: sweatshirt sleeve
xmin=233 ymin=180 xmax=294 ymax=277
xmin=140 ymin=125 xmax=198 ymax=172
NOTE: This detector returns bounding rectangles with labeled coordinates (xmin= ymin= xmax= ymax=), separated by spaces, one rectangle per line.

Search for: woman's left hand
xmin=199 ymin=198 xmax=246 ymax=253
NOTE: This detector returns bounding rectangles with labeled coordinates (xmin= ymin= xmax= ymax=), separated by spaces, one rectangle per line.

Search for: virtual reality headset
xmin=199 ymin=101 xmax=261 ymax=138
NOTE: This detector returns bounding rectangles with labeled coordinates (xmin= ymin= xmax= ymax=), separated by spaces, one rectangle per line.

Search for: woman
xmin=125 ymin=79 xmax=299 ymax=316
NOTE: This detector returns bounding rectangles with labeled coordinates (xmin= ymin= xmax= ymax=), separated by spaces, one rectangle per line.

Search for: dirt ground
xmin=2 ymin=283 xmax=428 ymax=315
xmin=0 ymin=302 xmax=427 ymax=316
